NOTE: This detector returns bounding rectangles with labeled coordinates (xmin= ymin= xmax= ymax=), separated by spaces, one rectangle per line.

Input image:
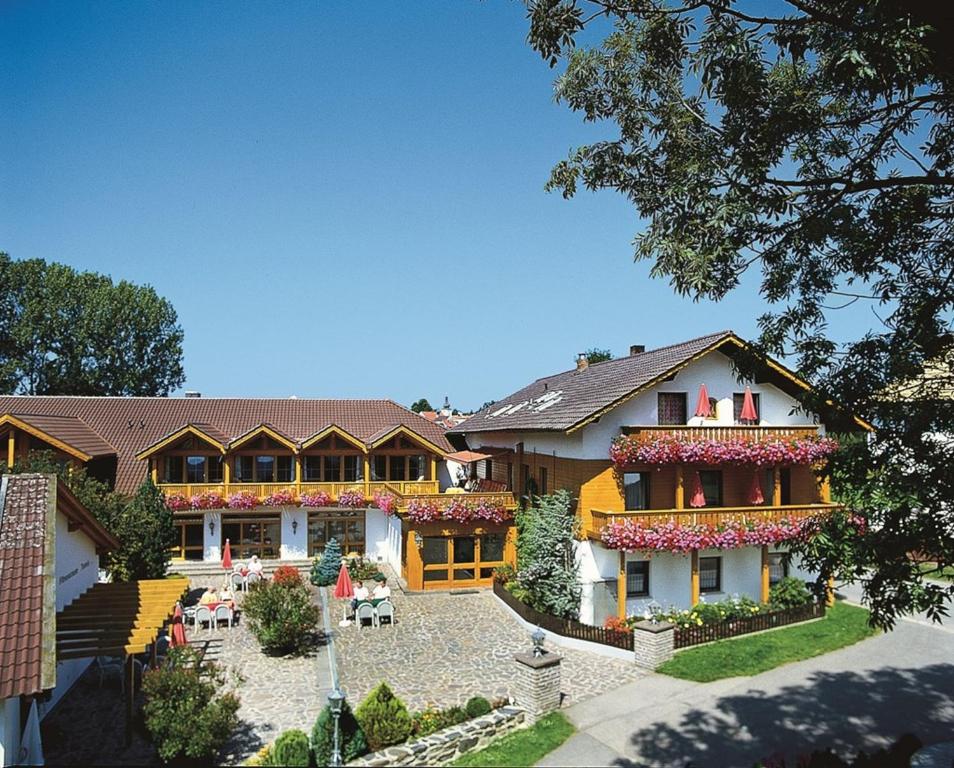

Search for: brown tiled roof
xmin=0 ymin=398 xmax=453 ymax=493
xmin=450 ymin=331 xmax=737 ymax=434
xmin=3 ymin=413 xmax=116 ymax=459
xmin=0 ymin=474 xmax=56 ymax=699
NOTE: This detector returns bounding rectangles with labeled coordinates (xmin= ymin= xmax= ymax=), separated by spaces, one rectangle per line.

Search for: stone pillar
xmin=513 ymin=652 xmax=562 ymax=723
xmin=633 ymin=621 xmax=675 ymax=670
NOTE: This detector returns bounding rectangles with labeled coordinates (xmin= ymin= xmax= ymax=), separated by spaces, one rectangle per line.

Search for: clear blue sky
xmin=0 ymin=1 xmax=875 ymax=410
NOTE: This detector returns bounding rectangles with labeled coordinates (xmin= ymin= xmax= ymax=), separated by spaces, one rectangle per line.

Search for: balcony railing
xmin=587 ymin=503 xmax=841 ymax=539
xmin=158 ymin=480 xmax=441 ymax=501
xmin=398 ymin=491 xmax=519 ymax=512
xmin=621 ymin=425 xmax=821 ymax=441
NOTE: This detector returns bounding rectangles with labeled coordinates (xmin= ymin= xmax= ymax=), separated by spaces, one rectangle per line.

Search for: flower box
xmin=300 ymin=491 xmax=332 ymax=508
xmin=337 ymin=489 xmax=367 ymax=509
xmin=601 ymin=517 xmax=817 ymax=553
xmin=227 ymin=491 xmax=259 ymax=509
xmin=262 ymin=489 xmax=296 ymax=507
xmin=610 ymin=433 xmax=838 ymax=468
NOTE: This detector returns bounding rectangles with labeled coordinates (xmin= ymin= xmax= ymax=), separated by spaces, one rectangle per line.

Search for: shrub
xmin=312 ymin=700 xmax=367 ymax=765
xmin=242 ymin=580 xmax=320 ymax=654
xmin=311 ymin=538 xmax=342 ymax=586
xmin=272 ymin=565 xmax=302 ymax=587
xmin=492 ymin=563 xmax=516 ymax=584
xmin=769 ymin=577 xmax=814 ymax=610
xmin=355 ymin=682 xmax=413 ymax=751
xmin=410 ymin=705 xmax=469 ymax=738
xmin=603 ymin=616 xmax=633 ymax=634
xmin=142 ymin=646 xmax=240 ymax=764
xmin=464 ymin=696 xmax=491 ymax=719
xmin=267 ymin=729 xmax=310 ymax=767
xmin=108 ymin=479 xmax=177 ymax=581
xmin=347 ymin=556 xmax=383 ymax=582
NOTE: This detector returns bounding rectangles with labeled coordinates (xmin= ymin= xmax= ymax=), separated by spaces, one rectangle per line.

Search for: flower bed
xmin=601 ymin=517 xmax=816 ymax=553
xmin=610 ymin=433 xmax=838 ymax=468
xmin=405 ymin=497 xmax=512 ymax=524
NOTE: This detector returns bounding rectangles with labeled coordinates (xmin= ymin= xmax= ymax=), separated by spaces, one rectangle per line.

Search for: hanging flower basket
xmin=600 ymin=517 xmax=818 ymax=553
xmin=190 ymin=491 xmax=226 ymax=510
xmin=337 ymin=489 xmax=367 ymax=509
xmin=300 ymin=491 xmax=332 ymax=508
xmin=609 ymin=433 xmax=839 ymax=468
xmin=227 ymin=491 xmax=259 ymax=509
xmin=262 ymin=489 xmax=296 ymax=507
xmin=165 ymin=493 xmax=190 ymax=512
xmin=372 ymin=491 xmax=399 ymax=515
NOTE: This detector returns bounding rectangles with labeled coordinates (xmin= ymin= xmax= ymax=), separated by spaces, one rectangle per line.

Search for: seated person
xmin=372 ymin=578 xmax=391 ymax=601
xmin=199 ymin=587 xmax=219 ymax=605
xmin=219 ymin=583 xmax=234 ymax=602
xmin=247 ymin=555 xmax=264 ymax=575
xmin=352 ymin=580 xmax=370 ymax=609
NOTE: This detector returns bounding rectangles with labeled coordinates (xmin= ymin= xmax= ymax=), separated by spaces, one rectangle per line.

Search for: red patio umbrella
xmin=334 ymin=563 xmax=355 ymax=626
xmin=694 ymin=383 xmax=712 ymax=418
xmin=747 ymin=471 xmax=765 ymax=505
xmin=689 ymin=471 xmax=707 ymax=508
xmin=221 ymin=538 xmax=233 ymax=571
xmin=170 ymin=603 xmax=187 ymax=648
xmin=740 ymin=386 xmax=759 ymax=422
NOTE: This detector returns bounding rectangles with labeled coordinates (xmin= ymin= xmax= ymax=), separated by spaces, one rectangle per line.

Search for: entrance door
xmin=420 ymin=533 xmax=508 ymax=589
xmin=222 ymin=516 xmax=281 ymax=560
xmin=172 ymin=517 xmax=204 ymax=561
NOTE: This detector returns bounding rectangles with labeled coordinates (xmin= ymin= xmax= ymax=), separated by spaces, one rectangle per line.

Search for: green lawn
xmin=451 ymin=711 xmax=575 ymax=768
xmin=918 ymin=562 xmax=954 ymax=582
xmin=657 ymin=602 xmax=877 ymax=682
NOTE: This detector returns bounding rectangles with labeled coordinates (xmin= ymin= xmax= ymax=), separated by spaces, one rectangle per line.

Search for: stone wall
xmin=633 ymin=620 xmax=675 ymax=670
xmin=347 ymin=707 xmax=526 ymax=767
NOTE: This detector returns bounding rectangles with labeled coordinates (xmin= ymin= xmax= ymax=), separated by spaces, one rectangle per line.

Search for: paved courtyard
xmin=333 ymin=579 xmax=646 ymax=711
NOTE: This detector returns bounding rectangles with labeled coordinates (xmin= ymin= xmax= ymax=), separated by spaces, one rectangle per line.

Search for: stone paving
xmin=334 ymin=578 xmax=646 ymax=711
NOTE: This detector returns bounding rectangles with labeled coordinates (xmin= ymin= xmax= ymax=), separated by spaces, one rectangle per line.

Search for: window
xmin=704 ymin=397 xmax=719 ymax=420
xmin=698 ymin=470 xmax=723 ymax=507
xmin=485 ymin=459 xmax=493 ymax=480
xmin=699 ymin=556 xmax=721 ymax=592
xmin=164 ymin=455 xmax=184 ymax=483
xmin=507 ymin=462 xmax=513 ymax=490
xmin=304 ymin=456 xmax=322 ymax=481
xmin=657 ymin=393 xmax=688 ymax=425
xmin=539 ymin=467 xmax=548 ymax=495
xmin=733 ymin=392 xmax=761 ymax=423
xmin=768 ymin=552 xmax=788 ymax=585
xmin=780 ymin=467 xmax=791 ymax=505
xmin=255 ymin=455 xmax=275 ymax=482
xmin=186 ymin=456 xmax=207 ymax=483
xmin=343 ymin=456 xmax=362 ymax=482
xmin=408 ymin=455 xmax=425 ymax=480
xmin=623 ymin=472 xmax=651 ymax=510
xmin=389 ymin=455 xmax=406 ymax=481
xmin=373 ymin=456 xmax=387 ymax=481
xmin=208 ymin=457 xmax=223 ymax=483
xmin=276 ymin=455 xmax=295 ymax=482
xmin=234 ymin=455 xmax=253 ymax=482
xmin=626 ymin=560 xmax=650 ymax=597
xmin=323 ymin=455 xmax=341 ymax=482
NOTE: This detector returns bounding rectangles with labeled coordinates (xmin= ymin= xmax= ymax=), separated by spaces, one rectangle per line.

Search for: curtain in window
xmin=657 ymin=393 xmax=688 ymax=425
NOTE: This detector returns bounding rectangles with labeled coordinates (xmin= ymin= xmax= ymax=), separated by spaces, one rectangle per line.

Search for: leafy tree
xmin=242 ymin=579 xmax=320 ymax=655
xmin=0 ymin=252 xmax=184 ymax=395
xmin=479 ymin=400 xmax=497 ymax=411
xmin=525 ymin=1 xmax=954 ymax=627
xmin=410 ymin=398 xmax=433 ymax=413
xmin=267 ymin=730 xmax=310 ymax=767
xmin=107 ymin=479 xmax=176 ymax=581
xmin=583 ymin=347 xmax=613 ymax=364
xmin=311 ymin=699 xmax=367 ymax=765
xmin=513 ymin=490 xmax=581 ymax=619
xmin=310 ymin=538 xmax=343 ymax=586
xmin=354 ymin=682 xmax=413 ymax=751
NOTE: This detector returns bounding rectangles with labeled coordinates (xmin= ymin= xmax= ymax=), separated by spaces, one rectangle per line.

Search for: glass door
xmin=420 ymin=532 xmax=509 ymax=589
xmin=221 ymin=516 xmax=281 ymax=560
xmin=172 ymin=517 xmax=204 ymax=561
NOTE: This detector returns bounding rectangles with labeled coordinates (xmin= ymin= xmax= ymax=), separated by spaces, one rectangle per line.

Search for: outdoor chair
xmin=94 ymin=656 xmax=142 ymax=693
xmin=355 ymin=602 xmax=376 ymax=629
xmin=231 ymin=571 xmax=245 ymax=591
xmin=245 ymin=572 xmax=262 ymax=590
xmin=375 ymin=600 xmax=394 ymax=627
xmin=214 ymin=603 xmax=233 ymax=629
xmin=194 ymin=605 xmax=214 ymax=633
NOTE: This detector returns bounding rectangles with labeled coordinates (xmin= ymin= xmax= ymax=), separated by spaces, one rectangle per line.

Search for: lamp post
xmin=531 ymin=626 xmax=546 ymax=657
xmin=328 ymin=687 xmax=346 ymax=767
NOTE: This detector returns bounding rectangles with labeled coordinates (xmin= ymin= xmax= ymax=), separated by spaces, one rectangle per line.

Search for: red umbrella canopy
xmin=747 ymin=471 xmax=765 ymax=505
xmin=694 ymin=383 xmax=712 ymax=418
xmin=689 ymin=472 xmax=707 ymax=508
xmin=333 ymin=562 xmax=354 ymax=600
xmin=740 ymin=386 xmax=759 ymax=422
xmin=221 ymin=538 xmax=233 ymax=571
xmin=170 ymin=603 xmax=187 ymax=648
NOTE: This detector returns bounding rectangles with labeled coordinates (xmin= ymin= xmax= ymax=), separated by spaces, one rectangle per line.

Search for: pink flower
xmin=300 ymin=491 xmax=332 ymax=508
xmin=610 ymin=434 xmax=839 ymax=469
xmin=190 ymin=491 xmax=225 ymax=510
xmin=601 ymin=516 xmax=819 ymax=553
xmin=262 ymin=489 xmax=296 ymax=507
xmin=337 ymin=489 xmax=367 ymax=509
xmin=373 ymin=491 xmax=399 ymax=515
xmin=165 ymin=493 xmax=190 ymax=511
xmin=227 ymin=491 xmax=259 ymax=509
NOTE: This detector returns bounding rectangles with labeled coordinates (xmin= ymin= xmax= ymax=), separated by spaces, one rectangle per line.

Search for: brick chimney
xmin=629 ymin=345 xmax=645 ymax=356
xmin=576 ymin=353 xmax=589 ymax=372
xmin=184 ymin=391 xmax=201 ymax=398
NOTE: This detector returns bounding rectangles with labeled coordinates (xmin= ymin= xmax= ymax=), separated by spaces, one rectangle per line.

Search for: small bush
xmin=347 ymin=556 xmax=383 ymax=582
xmin=603 ymin=616 xmax=633 ymax=633
xmin=410 ymin=705 xmax=469 ymax=738
xmin=142 ymin=646 xmax=240 ymax=764
xmin=464 ymin=696 xmax=492 ymax=719
xmin=245 ymin=745 xmax=271 ymax=766
xmin=242 ymin=579 xmax=320 ymax=654
xmin=311 ymin=538 xmax=342 ymax=586
xmin=268 ymin=729 xmax=310 ymax=767
xmin=769 ymin=577 xmax=814 ymax=610
xmin=355 ymin=682 xmax=413 ymax=751
xmin=312 ymin=700 xmax=367 ymax=765
xmin=492 ymin=563 xmax=516 ymax=584
xmin=272 ymin=565 xmax=303 ymax=587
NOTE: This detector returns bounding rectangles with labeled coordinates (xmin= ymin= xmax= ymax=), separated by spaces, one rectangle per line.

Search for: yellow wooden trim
xmin=150 ymin=460 xmax=158 ymax=485
xmin=760 ymin=545 xmax=770 ymax=603
xmin=369 ymin=425 xmax=448 ymax=457
xmin=229 ymin=424 xmax=299 ymax=453
xmin=675 ymin=465 xmax=684 ymax=510
xmin=135 ymin=424 xmax=226 ymax=460
xmin=0 ymin=415 xmax=92 ymax=462
xmin=6 ymin=426 xmax=14 ymax=467
xmin=300 ymin=425 xmax=368 ymax=453
xmin=691 ymin=550 xmax=700 ymax=606
xmin=773 ymin=466 xmax=782 ymax=507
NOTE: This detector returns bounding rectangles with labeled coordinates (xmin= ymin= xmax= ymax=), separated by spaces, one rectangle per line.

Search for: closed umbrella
xmin=740 ymin=386 xmax=759 ymax=422
xmin=170 ymin=603 xmax=187 ymax=648
xmin=334 ymin=563 xmax=355 ymax=627
xmin=690 ymin=471 xmax=707 ymax=508
xmin=221 ymin=538 xmax=233 ymax=572
xmin=748 ymin=471 xmax=765 ymax=505
xmin=694 ymin=383 xmax=712 ymax=418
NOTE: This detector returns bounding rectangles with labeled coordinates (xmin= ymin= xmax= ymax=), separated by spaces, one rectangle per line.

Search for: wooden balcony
xmin=621 ymin=425 xmax=821 ymax=441
xmin=397 ymin=491 xmax=519 ymax=512
xmin=587 ymin=503 xmax=841 ymax=539
xmin=158 ymin=480 xmax=441 ymax=503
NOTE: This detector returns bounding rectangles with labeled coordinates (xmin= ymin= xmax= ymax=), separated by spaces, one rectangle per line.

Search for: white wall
xmin=436 ymin=460 xmax=453 ymax=491
xmin=280 ymin=508 xmax=308 ymax=559
xmin=365 ymin=508 xmax=389 ymax=563
xmin=0 ymin=697 xmax=19 ymax=768
xmin=697 ymin=546 xmax=762 ymax=603
xmin=54 ymin=510 xmax=98 ymax=610
xmin=203 ymin=510 xmax=221 ymax=561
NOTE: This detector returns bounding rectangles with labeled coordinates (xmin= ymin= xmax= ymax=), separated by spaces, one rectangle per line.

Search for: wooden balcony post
xmin=617 ymin=551 xmax=627 ymax=620
xmin=820 ymin=475 xmax=831 ymax=503
xmin=760 ymin=545 xmax=770 ymax=603
xmin=826 ymin=576 xmax=835 ymax=607
xmin=150 ymin=458 xmax=158 ymax=485
xmin=363 ymin=455 xmax=371 ymax=494
xmin=223 ymin=459 xmax=231 ymax=489
xmin=6 ymin=427 xmax=15 ymax=468
xmin=295 ymin=455 xmax=303 ymax=496
xmin=772 ymin=466 xmax=782 ymax=506
xmin=690 ymin=549 xmax=700 ymax=606
xmin=675 ymin=465 xmax=684 ymax=510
